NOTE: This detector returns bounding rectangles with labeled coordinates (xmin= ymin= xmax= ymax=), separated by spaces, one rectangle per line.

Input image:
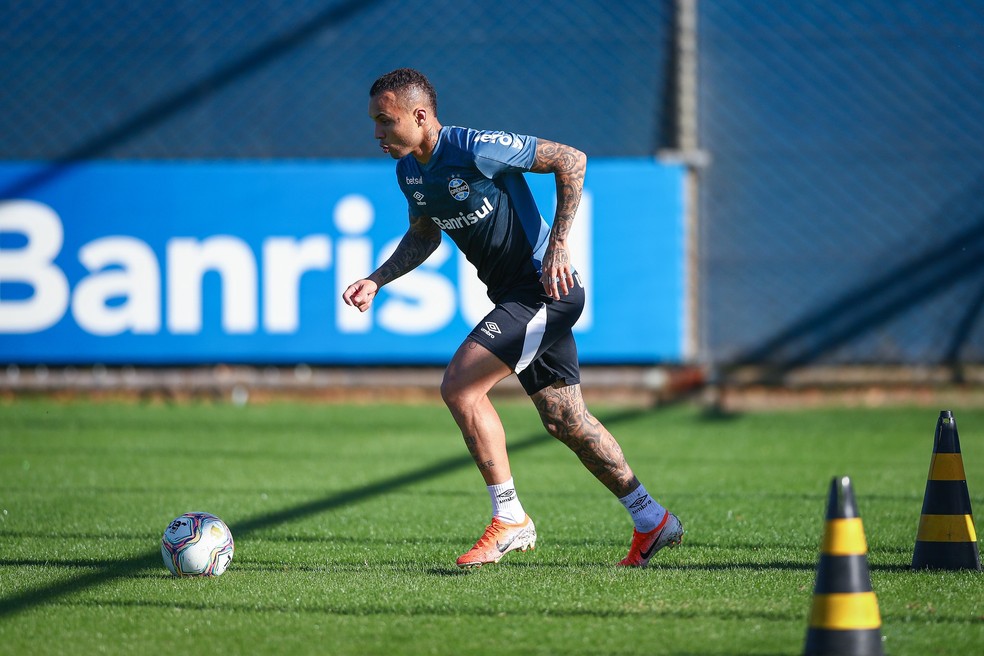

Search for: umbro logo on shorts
xmin=480 ymin=321 xmax=502 ymax=341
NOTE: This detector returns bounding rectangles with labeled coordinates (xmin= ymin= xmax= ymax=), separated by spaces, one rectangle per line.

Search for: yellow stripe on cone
xmin=928 ymin=453 xmax=967 ymax=481
xmin=917 ymin=514 xmax=978 ymax=542
xmin=809 ymin=592 xmax=882 ymax=630
xmin=821 ymin=518 xmax=868 ymax=555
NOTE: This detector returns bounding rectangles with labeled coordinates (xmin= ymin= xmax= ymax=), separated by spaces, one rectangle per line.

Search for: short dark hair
xmin=369 ymin=68 xmax=438 ymax=115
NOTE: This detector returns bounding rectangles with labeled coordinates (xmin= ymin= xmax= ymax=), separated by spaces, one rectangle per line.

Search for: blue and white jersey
xmin=396 ymin=125 xmax=551 ymax=302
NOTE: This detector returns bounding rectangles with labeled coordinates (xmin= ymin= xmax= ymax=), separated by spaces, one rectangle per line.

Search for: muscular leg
xmin=441 ymin=339 xmax=514 ymax=485
xmin=531 ymin=382 xmax=640 ymax=498
xmin=532 ymin=381 xmax=681 ymax=566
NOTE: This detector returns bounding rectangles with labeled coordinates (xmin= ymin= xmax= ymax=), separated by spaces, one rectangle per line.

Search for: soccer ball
xmin=161 ymin=512 xmax=235 ymax=577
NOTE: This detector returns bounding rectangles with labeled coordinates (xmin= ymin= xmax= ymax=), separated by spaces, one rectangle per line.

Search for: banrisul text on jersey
xmin=431 ymin=197 xmax=494 ymax=230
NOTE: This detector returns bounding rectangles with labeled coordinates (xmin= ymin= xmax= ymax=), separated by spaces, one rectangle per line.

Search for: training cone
xmin=804 ymin=476 xmax=884 ymax=656
xmin=911 ymin=410 xmax=981 ymax=571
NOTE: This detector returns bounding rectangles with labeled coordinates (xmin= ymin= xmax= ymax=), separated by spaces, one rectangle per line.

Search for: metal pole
xmin=659 ymin=0 xmax=708 ymax=363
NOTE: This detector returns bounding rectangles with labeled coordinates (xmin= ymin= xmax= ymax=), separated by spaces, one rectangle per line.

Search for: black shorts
xmin=467 ymin=276 xmax=585 ymax=396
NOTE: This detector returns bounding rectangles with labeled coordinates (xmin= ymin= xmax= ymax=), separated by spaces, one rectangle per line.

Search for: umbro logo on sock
xmin=496 ymin=489 xmax=517 ymax=502
xmin=628 ymin=495 xmax=652 ymax=514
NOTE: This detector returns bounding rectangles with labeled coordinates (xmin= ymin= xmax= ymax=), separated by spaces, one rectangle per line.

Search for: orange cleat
xmin=456 ymin=515 xmax=537 ymax=569
xmin=618 ymin=512 xmax=684 ymax=567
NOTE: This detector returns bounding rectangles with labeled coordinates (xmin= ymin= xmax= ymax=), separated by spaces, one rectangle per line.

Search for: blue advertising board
xmin=0 ymin=160 xmax=683 ymax=364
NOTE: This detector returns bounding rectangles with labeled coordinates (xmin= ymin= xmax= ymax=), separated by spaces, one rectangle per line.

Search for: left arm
xmin=531 ymin=138 xmax=586 ymax=299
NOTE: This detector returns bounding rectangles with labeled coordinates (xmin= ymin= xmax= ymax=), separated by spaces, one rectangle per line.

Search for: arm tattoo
xmin=372 ymin=215 xmax=441 ymax=285
xmin=532 ymin=140 xmax=586 ymax=245
xmin=533 ymin=384 xmax=638 ymax=497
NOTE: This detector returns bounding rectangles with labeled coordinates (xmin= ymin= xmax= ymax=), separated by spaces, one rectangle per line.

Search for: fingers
xmin=540 ymin=269 xmax=574 ymax=300
xmin=342 ymin=280 xmax=377 ymax=312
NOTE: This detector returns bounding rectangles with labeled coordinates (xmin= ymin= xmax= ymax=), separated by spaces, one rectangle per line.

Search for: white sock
xmin=618 ymin=484 xmax=667 ymax=533
xmin=488 ymin=477 xmax=526 ymax=524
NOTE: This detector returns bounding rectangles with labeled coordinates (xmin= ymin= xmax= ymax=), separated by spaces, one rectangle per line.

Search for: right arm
xmin=341 ymin=214 xmax=441 ymax=312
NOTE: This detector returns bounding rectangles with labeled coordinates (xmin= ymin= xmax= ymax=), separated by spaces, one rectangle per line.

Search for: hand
xmin=341 ymin=279 xmax=379 ymax=312
xmin=540 ymin=245 xmax=574 ymax=300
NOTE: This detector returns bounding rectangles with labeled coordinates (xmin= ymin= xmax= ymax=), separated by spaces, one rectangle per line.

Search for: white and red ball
xmin=161 ymin=512 xmax=235 ymax=577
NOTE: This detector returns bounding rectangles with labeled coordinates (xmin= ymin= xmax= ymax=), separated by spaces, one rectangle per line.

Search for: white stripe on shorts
xmin=514 ymin=304 xmax=548 ymax=374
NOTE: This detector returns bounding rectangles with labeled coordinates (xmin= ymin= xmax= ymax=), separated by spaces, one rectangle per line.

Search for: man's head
xmin=369 ymin=68 xmax=440 ymax=161
xmin=370 ymin=68 xmax=438 ymax=116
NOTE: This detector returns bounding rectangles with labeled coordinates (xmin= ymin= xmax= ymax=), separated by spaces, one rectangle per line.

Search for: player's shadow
xmin=0 ymin=407 xmax=650 ymax=617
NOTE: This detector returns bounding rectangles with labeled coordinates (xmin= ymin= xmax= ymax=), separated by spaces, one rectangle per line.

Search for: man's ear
xmin=414 ymin=108 xmax=427 ymax=126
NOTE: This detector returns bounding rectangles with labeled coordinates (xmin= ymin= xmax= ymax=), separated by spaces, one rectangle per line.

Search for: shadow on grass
xmin=0 ymin=406 xmax=654 ymax=618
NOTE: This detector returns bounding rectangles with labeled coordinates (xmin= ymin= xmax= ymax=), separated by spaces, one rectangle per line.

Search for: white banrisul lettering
xmin=72 ymin=237 xmax=160 ymax=335
xmin=334 ymin=194 xmax=375 ymax=334
xmin=0 ymin=187 xmax=595 ymax=341
xmin=431 ymin=197 xmax=493 ymax=230
xmin=167 ymin=236 xmax=257 ymax=334
xmin=0 ymin=200 xmax=69 ymax=332
xmin=263 ymin=236 xmax=331 ymax=333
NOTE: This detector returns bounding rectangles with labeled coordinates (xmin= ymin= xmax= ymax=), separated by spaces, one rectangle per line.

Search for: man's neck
xmin=414 ymin=122 xmax=443 ymax=164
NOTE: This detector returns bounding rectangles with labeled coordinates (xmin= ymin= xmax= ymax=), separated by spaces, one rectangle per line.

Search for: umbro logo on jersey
xmin=413 ymin=191 xmax=426 ymax=206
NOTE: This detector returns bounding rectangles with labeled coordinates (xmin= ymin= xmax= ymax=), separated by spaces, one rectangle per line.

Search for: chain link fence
xmin=697 ymin=0 xmax=984 ymax=379
xmin=0 ymin=0 xmax=674 ymax=162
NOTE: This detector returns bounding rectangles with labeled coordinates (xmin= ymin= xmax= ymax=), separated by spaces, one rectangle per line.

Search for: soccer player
xmin=342 ymin=68 xmax=683 ymax=568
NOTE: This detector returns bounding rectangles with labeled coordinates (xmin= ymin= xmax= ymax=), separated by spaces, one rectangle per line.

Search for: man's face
xmin=369 ymin=90 xmax=421 ymax=160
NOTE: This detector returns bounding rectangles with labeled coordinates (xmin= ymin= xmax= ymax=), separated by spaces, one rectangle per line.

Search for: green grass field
xmin=1 ymin=398 xmax=981 ymax=655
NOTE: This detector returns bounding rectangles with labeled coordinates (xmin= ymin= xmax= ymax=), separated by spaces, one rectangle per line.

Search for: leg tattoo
xmin=533 ymin=384 xmax=639 ymax=497
xmin=463 ymin=435 xmax=495 ymax=472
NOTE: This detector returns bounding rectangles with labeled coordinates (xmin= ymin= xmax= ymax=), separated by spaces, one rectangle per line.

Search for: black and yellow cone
xmin=912 ymin=410 xmax=981 ymax=571
xmin=804 ymin=476 xmax=883 ymax=656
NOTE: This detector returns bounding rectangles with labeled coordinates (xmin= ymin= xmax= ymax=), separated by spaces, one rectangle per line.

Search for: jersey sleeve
xmin=467 ymin=130 xmax=538 ymax=179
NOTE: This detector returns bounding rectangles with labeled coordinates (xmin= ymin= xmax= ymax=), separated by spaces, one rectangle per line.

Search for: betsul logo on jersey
xmin=448 ymin=178 xmax=469 ymax=201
